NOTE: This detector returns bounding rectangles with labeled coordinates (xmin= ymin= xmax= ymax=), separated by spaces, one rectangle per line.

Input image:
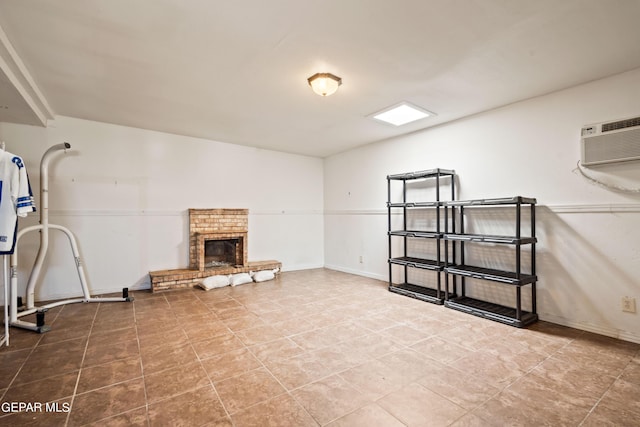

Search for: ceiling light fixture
xmin=307 ymin=72 xmax=342 ymax=96
xmin=371 ymin=102 xmax=434 ymax=126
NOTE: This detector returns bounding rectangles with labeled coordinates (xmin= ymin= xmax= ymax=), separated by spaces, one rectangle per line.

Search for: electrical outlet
xmin=622 ymin=297 xmax=636 ymax=313
xmin=359 ymin=255 xmax=364 ymax=263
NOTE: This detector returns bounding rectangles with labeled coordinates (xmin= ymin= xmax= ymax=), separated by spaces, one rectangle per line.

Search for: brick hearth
xmin=148 ymin=208 xmax=281 ymax=292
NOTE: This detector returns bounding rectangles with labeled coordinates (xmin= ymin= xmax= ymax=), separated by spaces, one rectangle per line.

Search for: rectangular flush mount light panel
xmin=371 ymin=102 xmax=434 ymax=126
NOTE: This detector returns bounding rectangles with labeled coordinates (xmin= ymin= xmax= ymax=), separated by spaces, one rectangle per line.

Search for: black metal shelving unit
xmin=387 ymin=169 xmax=456 ymax=304
xmin=443 ymin=196 xmax=538 ymax=327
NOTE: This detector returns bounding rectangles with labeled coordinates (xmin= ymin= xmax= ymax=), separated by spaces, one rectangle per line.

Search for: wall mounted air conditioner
xmin=581 ymin=116 xmax=640 ymax=166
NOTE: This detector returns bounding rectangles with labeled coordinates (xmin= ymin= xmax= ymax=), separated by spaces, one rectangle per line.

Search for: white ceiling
xmin=1 ymin=0 xmax=640 ymax=157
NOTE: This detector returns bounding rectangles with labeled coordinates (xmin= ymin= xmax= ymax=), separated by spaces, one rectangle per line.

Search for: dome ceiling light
xmin=307 ymin=72 xmax=342 ymax=97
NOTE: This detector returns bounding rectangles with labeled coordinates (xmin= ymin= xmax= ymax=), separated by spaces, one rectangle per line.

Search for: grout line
xmin=131 ymin=297 xmax=152 ymax=427
xmin=0 ymin=336 xmax=43 ymax=403
xmin=193 ymin=297 xmax=236 ymax=424
xmin=64 ymin=303 xmax=100 ymax=427
xmin=577 ymin=349 xmax=637 ymax=427
xmin=238 ymin=330 xmax=319 ymax=425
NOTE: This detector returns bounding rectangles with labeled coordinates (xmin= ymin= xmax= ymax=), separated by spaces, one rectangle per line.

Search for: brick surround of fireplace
xmin=148 ymin=208 xmax=281 ymax=292
xmin=189 ymin=208 xmax=248 ymax=270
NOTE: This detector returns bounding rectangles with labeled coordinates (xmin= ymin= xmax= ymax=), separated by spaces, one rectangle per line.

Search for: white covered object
xmin=230 ymin=273 xmax=253 ymax=286
xmin=252 ymin=270 xmax=275 ymax=282
xmin=198 ymin=275 xmax=230 ymax=291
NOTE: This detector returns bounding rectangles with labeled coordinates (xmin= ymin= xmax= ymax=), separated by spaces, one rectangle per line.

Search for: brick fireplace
xmin=189 ymin=208 xmax=248 ymax=270
xmin=148 ymin=208 xmax=281 ymax=292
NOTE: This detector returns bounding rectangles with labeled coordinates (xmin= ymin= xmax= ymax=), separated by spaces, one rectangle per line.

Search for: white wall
xmin=0 ymin=116 xmax=324 ymax=301
xmin=324 ymin=68 xmax=640 ymax=343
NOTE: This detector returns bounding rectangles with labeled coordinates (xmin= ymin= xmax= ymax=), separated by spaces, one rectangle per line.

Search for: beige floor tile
xmin=553 ymin=335 xmax=639 ymax=376
xmin=474 ymin=387 xmax=588 ymax=427
xmin=69 ymin=378 xmax=146 ymax=425
xmin=620 ymin=356 xmax=640 ymax=386
xmin=137 ymin=327 xmax=189 ymax=350
xmin=147 ymin=386 xmax=229 ymax=426
xmin=377 ymin=348 xmax=437 ymax=385
xmin=528 ymin=354 xmax=617 ymax=401
xmin=140 ymin=341 xmax=198 ymax=374
xmin=292 ymin=374 xmax=371 ymax=425
xmin=192 ymin=332 xmax=245 ymax=360
xmin=14 ymin=338 xmax=87 ymax=385
xmin=377 ymin=381 xmax=466 ymax=426
xmin=594 ymin=378 xmax=640 ymax=419
xmin=2 ymin=370 xmax=79 ymax=403
xmin=248 ymin=337 xmax=305 ymax=363
xmin=85 ymin=407 xmax=148 ymax=426
xmin=215 ymin=367 xmax=287 ymax=414
xmin=344 ymin=333 xmax=404 ymax=360
xmin=581 ymin=398 xmax=640 ymax=426
xmin=38 ymin=319 xmax=92 ymax=345
xmin=83 ymin=337 xmax=140 ymax=368
xmin=449 ymin=348 xmax=528 ymax=389
xmin=417 ymin=363 xmax=500 ymax=410
xmin=339 ymin=359 xmax=411 ymax=400
xmin=215 ymin=306 xmax=251 ymax=320
xmin=326 ymin=403 xmax=404 ymax=427
xmin=235 ymin=324 xmax=287 ymax=346
xmin=183 ymin=321 xmax=232 ymax=342
xmin=411 ymin=335 xmax=476 ymax=364
xmin=0 ymin=329 xmax=43 ymax=353
xmin=77 ymin=357 xmax=142 ymax=394
xmin=265 ymin=350 xmax=334 ymax=390
xmin=144 ymin=361 xmax=210 ymax=403
xmin=0 ymin=348 xmax=32 ymax=388
xmin=201 ymin=347 xmax=262 ymax=382
xmin=232 ymin=393 xmax=318 ymax=427
xmin=221 ymin=312 xmax=266 ymax=331
xmin=87 ymin=326 xmax=137 ymax=348
xmin=90 ymin=317 xmax=136 ymax=334
xmin=378 ymin=323 xmax=432 ymax=346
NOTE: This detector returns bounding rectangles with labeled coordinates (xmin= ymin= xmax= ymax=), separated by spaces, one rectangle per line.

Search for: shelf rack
xmin=443 ymin=196 xmax=538 ymax=327
xmin=387 ymin=169 xmax=456 ymax=304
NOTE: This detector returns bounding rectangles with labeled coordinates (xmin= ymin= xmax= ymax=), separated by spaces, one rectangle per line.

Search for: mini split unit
xmin=581 ymin=115 xmax=640 ymax=166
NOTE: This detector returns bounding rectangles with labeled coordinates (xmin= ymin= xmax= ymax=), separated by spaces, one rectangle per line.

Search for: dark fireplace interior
xmin=204 ymin=239 xmax=239 ymax=268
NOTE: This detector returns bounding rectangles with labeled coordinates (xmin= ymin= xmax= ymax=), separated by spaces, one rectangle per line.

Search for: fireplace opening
xmin=204 ymin=239 xmax=239 ymax=268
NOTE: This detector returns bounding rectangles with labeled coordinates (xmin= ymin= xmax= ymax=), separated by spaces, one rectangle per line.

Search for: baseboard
xmin=323 ymin=264 xmax=387 ymax=282
xmin=533 ymin=313 xmax=640 ymax=344
xmin=281 ymin=263 xmax=325 ymax=272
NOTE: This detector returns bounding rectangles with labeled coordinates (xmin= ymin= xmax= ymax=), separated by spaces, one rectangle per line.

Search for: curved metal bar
xmin=25 ymin=143 xmax=70 ymax=308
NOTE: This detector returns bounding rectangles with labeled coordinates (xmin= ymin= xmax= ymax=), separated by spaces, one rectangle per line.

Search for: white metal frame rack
xmin=10 ymin=143 xmax=133 ymax=333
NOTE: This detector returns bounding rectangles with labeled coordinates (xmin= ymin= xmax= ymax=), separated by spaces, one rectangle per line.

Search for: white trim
xmin=281 ymin=263 xmax=325 ymax=272
xmin=325 ymin=203 xmax=640 ymax=216
xmin=324 ymin=209 xmax=388 ymax=215
xmin=539 ymin=313 xmax=640 ymax=344
xmin=543 ymin=203 xmax=640 ymax=213
xmin=47 ymin=210 xmax=184 ymax=217
xmin=46 ymin=209 xmax=323 ymax=217
xmin=324 ymin=264 xmax=387 ymax=282
xmin=250 ymin=210 xmax=323 ymax=216
xmin=39 ymin=203 xmax=640 ymax=218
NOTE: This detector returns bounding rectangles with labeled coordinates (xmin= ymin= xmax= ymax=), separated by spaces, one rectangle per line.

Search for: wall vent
xmin=581 ymin=116 xmax=640 ymax=166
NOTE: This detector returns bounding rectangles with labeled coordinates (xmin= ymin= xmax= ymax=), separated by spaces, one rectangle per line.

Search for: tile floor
xmin=1 ymin=268 xmax=639 ymax=426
